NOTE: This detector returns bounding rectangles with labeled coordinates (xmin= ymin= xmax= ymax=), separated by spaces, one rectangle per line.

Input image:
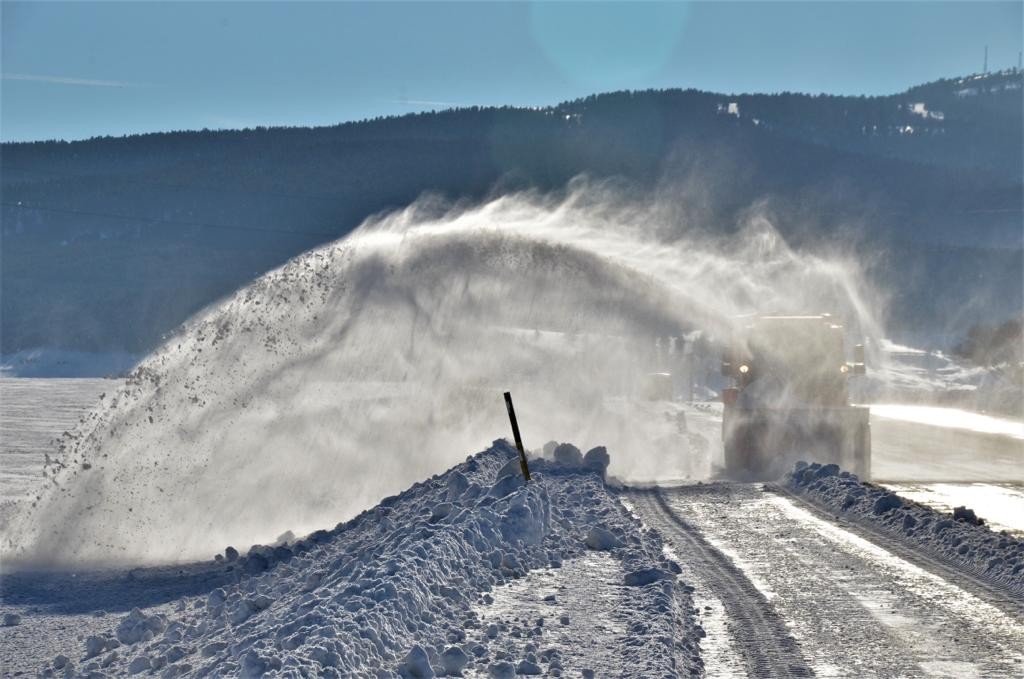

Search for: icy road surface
xmin=628 ymin=484 xmax=1024 ymax=678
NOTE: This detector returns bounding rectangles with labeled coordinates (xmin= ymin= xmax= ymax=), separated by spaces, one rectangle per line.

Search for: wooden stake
xmin=503 ymin=391 xmax=531 ymax=481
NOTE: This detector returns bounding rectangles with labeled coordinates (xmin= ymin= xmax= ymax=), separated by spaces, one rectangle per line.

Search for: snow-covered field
xmin=0 ymin=378 xmax=111 ymax=512
xmin=0 ymin=378 xmax=110 ymax=496
xmin=870 ymin=404 xmax=1023 ymax=440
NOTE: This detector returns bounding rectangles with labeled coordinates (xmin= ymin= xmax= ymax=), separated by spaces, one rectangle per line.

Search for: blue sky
xmin=2 ymin=1 xmax=1022 ymax=142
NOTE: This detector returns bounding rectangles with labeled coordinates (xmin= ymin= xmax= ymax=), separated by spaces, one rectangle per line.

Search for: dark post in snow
xmin=503 ymin=391 xmax=531 ymax=482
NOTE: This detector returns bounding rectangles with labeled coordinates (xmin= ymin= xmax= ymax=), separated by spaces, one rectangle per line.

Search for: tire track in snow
xmin=626 ymin=489 xmax=814 ymax=678
xmin=771 ymin=483 xmax=1024 ymax=614
xmin=650 ymin=483 xmax=1024 ymax=678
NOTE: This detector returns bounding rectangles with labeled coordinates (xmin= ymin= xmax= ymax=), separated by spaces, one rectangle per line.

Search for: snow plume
xmin=5 ymin=178 xmax=882 ymax=564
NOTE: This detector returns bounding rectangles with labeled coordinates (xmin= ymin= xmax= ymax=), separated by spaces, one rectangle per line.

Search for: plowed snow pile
xmin=785 ymin=462 xmax=1024 ymax=595
xmin=28 ymin=442 xmax=702 ymax=678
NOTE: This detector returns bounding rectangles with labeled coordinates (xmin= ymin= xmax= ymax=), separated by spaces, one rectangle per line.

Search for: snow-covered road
xmin=624 ymin=491 xmax=812 ymax=678
xmin=629 ymin=483 xmax=1024 ymax=678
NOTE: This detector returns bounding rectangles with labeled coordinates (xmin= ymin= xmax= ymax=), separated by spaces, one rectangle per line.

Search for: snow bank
xmin=785 ymin=462 xmax=1024 ymax=595
xmin=42 ymin=441 xmax=702 ymax=677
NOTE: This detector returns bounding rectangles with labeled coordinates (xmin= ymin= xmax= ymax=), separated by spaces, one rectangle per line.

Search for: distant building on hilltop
xmin=716 ymin=102 xmax=740 ymax=117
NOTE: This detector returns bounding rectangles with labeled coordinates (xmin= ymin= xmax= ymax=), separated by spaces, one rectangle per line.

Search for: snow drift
xmin=5 ymin=180 xmax=882 ymax=564
xmin=36 ymin=441 xmax=703 ymax=678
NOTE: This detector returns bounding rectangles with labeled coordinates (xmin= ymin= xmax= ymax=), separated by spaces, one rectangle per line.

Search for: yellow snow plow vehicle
xmin=720 ymin=315 xmax=870 ymax=480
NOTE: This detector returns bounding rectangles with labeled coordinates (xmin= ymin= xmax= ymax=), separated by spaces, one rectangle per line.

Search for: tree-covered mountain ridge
xmin=1 ymin=71 xmax=1020 ymax=367
xmin=6 ymin=69 xmax=1021 ymax=180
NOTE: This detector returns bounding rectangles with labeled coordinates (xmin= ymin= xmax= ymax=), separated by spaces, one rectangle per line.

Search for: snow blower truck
xmin=720 ymin=315 xmax=870 ymax=480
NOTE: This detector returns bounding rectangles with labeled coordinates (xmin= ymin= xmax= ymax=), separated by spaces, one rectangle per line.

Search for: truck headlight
xmin=840 ymin=365 xmax=850 ymax=374
xmin=738 ymin=364 xmax=750 ymax=374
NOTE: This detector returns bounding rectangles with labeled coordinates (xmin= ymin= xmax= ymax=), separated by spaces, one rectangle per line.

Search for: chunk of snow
xmin=228 ymin=594 xmax=273 ymax=625
xmin=553 ymin=443 xmax=583 ymax=468
xmin=440 ymin=645 xmax=469 ymax=675
xmin=447 ymin=471 xmax=470 ymax=498
xmin=873 ymin=493 xmax=902 ymax=515
xmin=489 ymin=473 xmax=525 ymax=499
xmin=206 ymin=587 xmax=226 ymax=611
xmin=84 ymin=635 xmax=109 ymax=658
xmin=585 ymin=526 xmax=623 ymax=550
xmin=127 ymin=655 xmax=151 ymax=674
xmin=487 ymin=660 xmax=516 ymax=678
xmin=496 ymin=455 xmax=526 ymax=480
xmin=953 ymin=506 xmax=984 ymax=526
xmin=583 ymin=446 xmax=610 ymax=476
xmin=624 ymin=567 xmax=673 ymax=587
xmin=115 ymin=608 xmax=166 ymax=645
xmin=399 ymin=645 xmax=435 ymax=678
xmin=431 ymin=502 xmax=453 ymax=521
xmin=516 ymin=659 xmax=543 ymax=674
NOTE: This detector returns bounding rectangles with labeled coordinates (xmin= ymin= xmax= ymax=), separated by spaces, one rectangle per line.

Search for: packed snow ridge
xmin=785 ymin=461 xmax=1024 ymax=596
xmin=41 ymin=441 xmax=703 ymax=678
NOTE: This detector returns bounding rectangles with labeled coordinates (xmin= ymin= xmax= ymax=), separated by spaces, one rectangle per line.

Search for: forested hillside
xmin=2 ymin=71 xmax=1021 ymax=371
